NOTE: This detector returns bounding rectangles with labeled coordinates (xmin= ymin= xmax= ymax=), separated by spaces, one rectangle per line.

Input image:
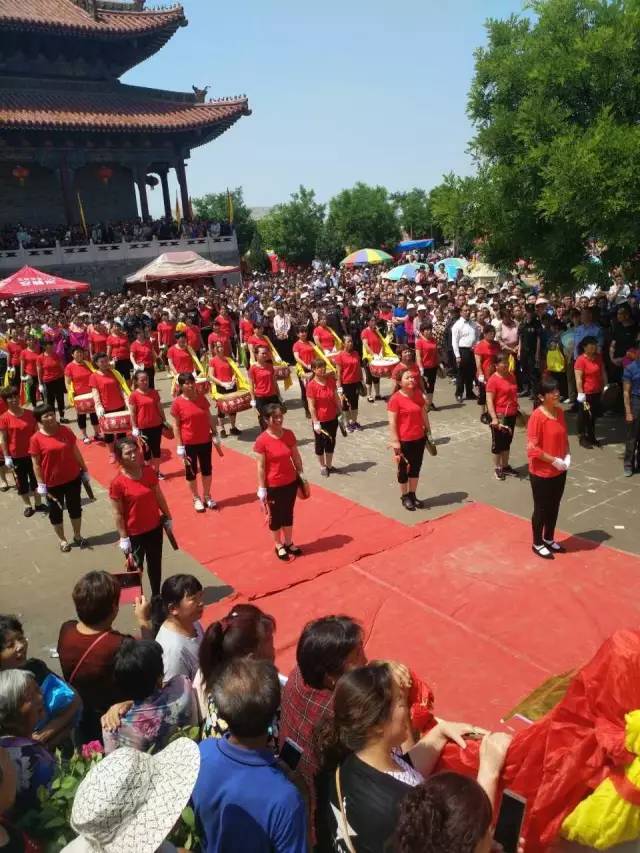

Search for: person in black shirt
xmin=518 ymin=305 xmax=542 ymax=397
xmin=609 ymin=304 xmax=638 ymax=383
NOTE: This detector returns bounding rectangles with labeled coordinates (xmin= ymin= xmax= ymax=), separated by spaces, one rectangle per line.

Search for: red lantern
xmin=12 ymin=165 xmax=29 ymax=186
xmin=97 ymin=165 xmax=114 ymax=185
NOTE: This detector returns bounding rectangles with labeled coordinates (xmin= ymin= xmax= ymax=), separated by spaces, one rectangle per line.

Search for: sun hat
xmin=70 ymin=738 xmax=199 ymax=853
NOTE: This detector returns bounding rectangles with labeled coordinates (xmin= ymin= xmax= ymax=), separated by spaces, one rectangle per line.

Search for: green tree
xmin=326 ymin=182 xmax=400 ymax=252
xmin=257 ymin=186 xmax=325 ymax=264
xmin=467 ymin=0 xmax=640 ymax=287
xmin=392 ymin=188 xmax=434 ymax=240
xmin=428 ymin=173 xmax=483 ymax=255
xmin=315 ymin=220 xmax=345 ymax=266
xmin=246 ymin=227 xmax=270 ymax=273
xmin=191 ymin=187 xmax=255 ymax=254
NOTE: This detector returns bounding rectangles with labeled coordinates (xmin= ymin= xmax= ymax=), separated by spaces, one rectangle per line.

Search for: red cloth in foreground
xmin=436 ymin=629 xmax=640 ymax=851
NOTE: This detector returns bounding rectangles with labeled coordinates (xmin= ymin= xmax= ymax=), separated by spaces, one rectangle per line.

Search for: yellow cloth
xmin=363 ymin=330 xmax=395 ymax=362
xmin=264 ymin=336 xmax=293 ymax=391
xmin=507 ymin=354 xmax=516 ymax=373
xmin=187 ymin=346 xmax=206 ymax=377
xmin=210 ymin=358 xmax=250 ymax=399
xmin=67 ymin=360 xmax=95 ymax=406
xmin=111 ymin=368 xmax=131 ymax=399
xmin=561 ymin=710 xmax=640 ymax=848
xmin=328 ymin=328 xmax=343 ymax=351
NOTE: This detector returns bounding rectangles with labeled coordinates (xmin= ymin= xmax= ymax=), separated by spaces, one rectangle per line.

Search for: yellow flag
xmin=77 ymin=192 xmax=87 ymax=237
xmin=226 ymin=188 xmax=234 ymax=224
xmin=174 ymin=192 xmax=182 ymax=225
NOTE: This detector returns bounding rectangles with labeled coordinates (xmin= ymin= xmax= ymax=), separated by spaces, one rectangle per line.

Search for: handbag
xmin=296 ymin=472 xmax=311 ymax=500
xmin=162 ymin=422 xmax=175 ymax=440
xmin=425 ymin=435 xmax=438 ymax=457
xmin=335 ymin=766 xmax=357 ymax=853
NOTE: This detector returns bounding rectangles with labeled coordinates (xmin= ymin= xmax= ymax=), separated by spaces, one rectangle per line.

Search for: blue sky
xmin=125 ymin=0 xmax=525 ymax=216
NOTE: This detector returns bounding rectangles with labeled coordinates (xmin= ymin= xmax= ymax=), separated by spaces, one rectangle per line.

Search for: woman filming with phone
xmin=109 ymin=437 xmax=173 ymax=597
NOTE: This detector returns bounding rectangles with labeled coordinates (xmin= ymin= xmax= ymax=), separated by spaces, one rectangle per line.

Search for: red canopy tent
xmin=0 ymin=265 xmax=90 ymax=298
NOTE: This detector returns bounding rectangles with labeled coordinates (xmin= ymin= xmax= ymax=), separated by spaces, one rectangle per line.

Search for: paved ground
xmin=1 ymin=369 xmax=637 ymax=672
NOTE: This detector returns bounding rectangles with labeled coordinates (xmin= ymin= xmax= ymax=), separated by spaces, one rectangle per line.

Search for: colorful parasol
xmin=435 ymin=257 xmax=468 ymax=280
xmin=340 ymin=248 xmax=393 ymax=266
xmin=382 ymin=263 xmax=428 ymax=281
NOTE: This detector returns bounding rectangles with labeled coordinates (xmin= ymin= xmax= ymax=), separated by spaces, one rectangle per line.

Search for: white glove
xmin=577 ymin=392 xmax=586 ymax=403
xmin=96 ymin=405 xmax=105 ymax=419
xmin=80 ymin=470 xmax=90 ymax=483
xmin=132 ymin=427 xmax=140 ymax=438
xmin=224 ymin=381 xmax=234 ymax=390
xmin=38 ymin=384 xmax=45 ymax=394
xmin=250 ymin=399 xmax=257 ymax=408
xmin=337 ymin=386 xmax=344 ymax=394
xmin=176 ymin=445 xmax=186 ymax=457
xmin=477 ymin=375 xmax=485 ymax=384
xmin=119 ymin=537 xmax=132 ymax=553
xmin=257 ymin=487 xmax=267 ymax=501
xmin=36 ymin=483 xmax=47 ymax=496
xmin=313 ymin=421 xmax=322 ymax=434
xmin=552 ymin=457 xmax=568 ymax=472
xmin=563 ymin=454 xmax=571 ymax=469
xmin=3 ymin=456 xmax=13 ymax=469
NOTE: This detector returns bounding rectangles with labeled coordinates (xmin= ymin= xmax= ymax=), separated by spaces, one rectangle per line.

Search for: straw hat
xmin=70 ymin=739 xmax=199 ymax=853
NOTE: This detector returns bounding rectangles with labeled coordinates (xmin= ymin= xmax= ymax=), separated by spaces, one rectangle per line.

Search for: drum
xmin=74 ymin=393 xmax=95 ymax=414
xmin=274 ymin=364 xmax=291 ymax=381
xmin=370 ymin=356 xmax=399 ymax=378
xmin=99 ymin=410 xmax=132 ymax=434
xmin=217 ymin=390 xmax=252 ymax=415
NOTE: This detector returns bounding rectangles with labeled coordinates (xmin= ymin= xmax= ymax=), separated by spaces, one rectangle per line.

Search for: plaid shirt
xmin=279 ymin=665 xmax=332 ymax=791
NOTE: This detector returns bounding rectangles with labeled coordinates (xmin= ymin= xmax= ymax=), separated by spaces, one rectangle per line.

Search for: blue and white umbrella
xmin=382 ymin=262 xmax=428 ymax=282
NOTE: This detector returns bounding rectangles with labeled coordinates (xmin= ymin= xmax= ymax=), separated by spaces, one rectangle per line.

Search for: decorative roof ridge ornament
xmin=191 ymin=85 xmax=210 ymax=103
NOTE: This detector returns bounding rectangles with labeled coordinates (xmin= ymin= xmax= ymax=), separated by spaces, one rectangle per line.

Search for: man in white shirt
xmin=451 ymin=305 xmax=478 ymax=402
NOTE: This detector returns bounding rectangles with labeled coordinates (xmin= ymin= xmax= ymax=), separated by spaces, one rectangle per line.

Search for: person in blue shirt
xmin=573 ymin=308 xmax=605 ymax=358
xmin=191 ymin=658 xmax=307 ymax=853
xmin=392 ymin=296 xmax=408 ymax=348
xmin=623 ymin=347 xmax=640 ymax=476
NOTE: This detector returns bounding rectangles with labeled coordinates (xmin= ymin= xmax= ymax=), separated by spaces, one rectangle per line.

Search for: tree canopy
xmin=392 ymin=189 xmax=434 ymax=241
xmin=257 ymin=186 xmax=325 ymax=265
xmin=191 ymin=187 xmax=255 ymax=254
xmin=326 ymin=182 xmax=401 ymax=254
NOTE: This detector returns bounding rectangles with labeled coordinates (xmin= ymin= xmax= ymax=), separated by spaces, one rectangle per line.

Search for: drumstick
xmin=82 ymin=478 xmax=96 ymax=501
xmin=161 ymin=515 xmax=179 ymax=551
xmin=389 ymin=445 xmax=409 ymax=467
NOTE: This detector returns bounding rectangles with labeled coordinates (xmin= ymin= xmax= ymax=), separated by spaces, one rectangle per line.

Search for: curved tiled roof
xmin=0 ymin=88 xmax=250 ymax=135
xmin=0 ymin=0 xmax=186 ymax=37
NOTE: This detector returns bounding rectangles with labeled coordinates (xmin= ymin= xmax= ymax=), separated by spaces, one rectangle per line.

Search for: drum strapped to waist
xmin=369 ymin=356 xmax=399 ymax=378
xmin=74 ymin=393 xmax=95 ymax=413
xmin=171 ymin=376 xmax=211 ymax=398
xmin=99 ymin=410 xmax=132 ymax=434
xmin=274 ymin=364 xmax=291 ymax=381
xmin=217 ymin=389 xmax=251 ymax=414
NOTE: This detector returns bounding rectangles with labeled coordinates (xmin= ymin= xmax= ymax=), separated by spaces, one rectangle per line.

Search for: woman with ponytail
xmin=151 ymin=574 xmax=204 ymax=682
xmin=193 ymin=604 xmax=276 ymax=739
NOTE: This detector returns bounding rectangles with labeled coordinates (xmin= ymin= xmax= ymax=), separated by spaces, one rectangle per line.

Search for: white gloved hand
xmin=3 ymin=456 xmax=13 ymax=469
xmin=213 ymin=435 xmax=221 ymax=448
xmin=552 ymin=457 xmax=568 ymax=472
xmin=36 ymin=483 xmax=48 ymax=496
xmin=119 ymin=537 xmax=132 ymax=553
xmin=176 ymin=445 xmax=186 ymax=457
xmin=337 ymin=386 xmax=344 ymax=394
xmin=313 ymin=421 xmax=322 ymax=434
xmin=577 ymin=392 xmax=586 ymax=403
xmin=96 ymin=405 xmax=105 ymax=419
xmin=563 ymin=454 xmax=571 ymax=469
xmin=38 ymin=384 xmax=45 ymax=394
xmin=477 ymin=375 xmax=485 ymax=384
xmin=257 ymin=487 xmax=267 ymax=501
xmin=250 ymin=399 xmax=257 ymax=408
xmin=132 ymin=427 xmax=140 ymax=438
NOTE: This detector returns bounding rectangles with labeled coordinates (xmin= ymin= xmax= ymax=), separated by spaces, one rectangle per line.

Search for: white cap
xmin=407 ymin=303 xmax=416 ymax=310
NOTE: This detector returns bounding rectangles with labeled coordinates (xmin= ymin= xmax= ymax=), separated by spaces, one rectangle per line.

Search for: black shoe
xmin=532 ymin=544 xmax=554 ymax=560
xmin=592 ymin=439 xmax=602 ymax=448
xmin=230 ymin=426 xmax=241 ymax=436
xmin=23 ymin=507 xmax=36 ymax=518
xmin=579 ymin=436 xmax=593 ymax=449
xmin=409 ymin=492 xmax=425 ymax=509
xmin=429 ymin=403 xmax=439 ymax=412
xmin=455 ymin=394 xmax=463 ymax=403
xmin=35 ymin=503 xmax=48 ymax=513
xmin=401 ymin=494 xmax=416 ymax=512
xmin=285 ymin=543 xmax=302 ymax=556
xmin=543 ymin=539 xmax=566 ymax=553
xmin=502 ymin=465 xmax=519 ymax=477
xmin=494 ymin=467 xmax=506 ymax=481
xmin=73 ymin=536 xmax=89 ymax=549
xmin=466 ymin=393 xmax=478 ymax=401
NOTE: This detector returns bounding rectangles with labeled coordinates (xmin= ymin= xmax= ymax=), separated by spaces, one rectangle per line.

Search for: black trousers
xmin=266 ymin=480 xmax=297 ymax=531
xmin=47 ymin=476 xmax=82 ymax=526
xmin=45 ymin=377 xmax=66 ymax=417
xmin=141 ymin=424 xmax=162 ymax=460
xmin=77 ymin=411 xmax=99 ymax=431
xmin=530 ymin=471 xmax=566 ymax=546
xmin=341 ymin=382 xmax=360 ymax=413
xmin=576 ymin=393 xmax=601 ymax=442
xmin=24 ymin=376 xmax=37 ymax=406
xmin=422 ymin=367 xmax=438 ymax=395
xmin=624 ymin=396 xmax=640 ymax=471
xmin=298 ymin=377 xmax=311 ymax=415
xmin=115 ymin=358 xmax=132 ymax=382
xmin=9 ymin=365 xmax=21 ymax=387
xmin=314 ymin=418 xmax=338 ymax=456
xmin=519 ymin=352 xmax=538 ymax=394
xmin=397 ymin=437 xmax=426 ymax=483
xmin=455 ymin=348 xmax=475 ymax=398
xmin=14 ymin=455 xmax=37 ymax=496
xmin=130 ymin=524 xmax=163 ymax=597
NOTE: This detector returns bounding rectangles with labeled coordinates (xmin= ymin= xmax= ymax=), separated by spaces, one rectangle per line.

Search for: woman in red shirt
xmin=65 ymin=345 xmax=99 ymax=444
xmin=167 ymin=333 xmax=197 ymax=379
xmin=109 ymin=437 xmax=172 ymax=596
xmin=334 ymin=335 xmax=364 ymax=431
xmin=20 ymin=337 xmax=41 ymax=407
xmin=361 ymin=317 xmax=384 ymax=402
xmin=292 ymin=327 xmax=316 ymax=418
xmin=0 ymin=386 xmax=42 ymax=516
xmin=306 ymin=359 xmax=342 ymax=477
xmin=128 ymin=370 xmax=166 ymax=476
xmin=171 ymin=372 xmax=220 ymax=513
xmin=88 ymin=321 xmax=109 ymax=360
xmin=37 ymin=339 xmax=66 ymax=422
xmin=415 ymin=322 xmax=440 ymax=411
xmin=574 ymin=336 xmax=607 ymax=449
xmin=485 ymin=354 xmax=519 ymax=480
xmin=209 ymin=341 xmax=242 ymax=437
xmin=527 ymin=376 xmax=570 ymax=559
xmin=156 ymin=312 xmax=176 ymax=369
xmin=239 ymin=310 xmax=255 ymax=365
xmin=313 ymin=315 xmax=337 ymax=354
xmin=247 ymin=324 xmax=272 ymax=364
xmin=254 ymin=402 xmax=307 ymax=560
xmin=391 ymin=347 xmax=425 ymax=394
xmin=130 ymin=327 xmax=157 ymax=389
xmin=29 ymin=404 xmax=91 ymax=552
xmin=106 ymin=323 xmax=131 ymax=382
xmin=6 ymin=332 xmax=25 ymax=388
xmin=474 ymin=324 xmax=500 ymax=410
xmin=248 ymin=346 xmax=280 ymax=430
xmin=90 ymin=353 xmax=128 ymax=464
xmin=387 ymin=368 xmax=431 ymax=511
xmin=215 ymin=307 xmax=235 ymax=357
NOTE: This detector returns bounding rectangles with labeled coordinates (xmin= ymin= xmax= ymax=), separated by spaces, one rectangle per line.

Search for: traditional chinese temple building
xmin=0 ymin=0 xmax=250 ymax=226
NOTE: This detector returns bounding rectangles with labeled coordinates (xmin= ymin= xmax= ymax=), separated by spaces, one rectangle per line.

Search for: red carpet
xmin=85 ymin=441 xmax=640 ymax=727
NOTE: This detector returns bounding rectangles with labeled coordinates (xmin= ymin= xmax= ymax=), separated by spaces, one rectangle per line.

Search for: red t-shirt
xmin=253 ymin=428 xmax=297 ymax=487
xmin=361 ymin=328 xmax=382 ymax=355
xmin=109 ymin=465 xmax=161 ymax=536
xmin=248 ymin=335 xmax=270 ymax=351
xmin=209 ymin=356 xmax=233 ymax=382
xmin=89 ymin=330 xmax=108 ymax=353
xmin=306 ymin=376 xmax=338 ymax=421
xmin=216 ymin=315 xmax=233 ymax=338
xmin=474 ymin=339 xmax=500 ymax=379
xmin=29 ymin=425 xmax=81 ymax=487
xmin=129 ymin=389 xmax=162 ymax=429
xmin=107 ymin=335 xmax=130 ymax=361
xmin=199 ymin=307 xmax=213 ymax=325
xmin=249 ymin=364 xmax=276 ymax=398
xmin=313 ymin=326 xmax=335 ymax=351
xmin=89 ymin=371 xmax=125 ymax=412
xmin=387 ymin=389 xmax=426 ymax=441
xmin=416 ymin=337 xmax=439 ymax=369
xmin=21 ymin=348 xmax=40 ymax=377
xmin=574 ymin=354 xmax=604 ymax=394
xmin=7 ymin=340 xmax=25 ymax=367
xmin=156 ymin=322 xmax=176 ymax=347
xmin=207 ymin=331 xmax=229 ymax=350
xmin=185 ymin=325 xmax=202 ymax=351
xmin=335 ymin=350 xmax=362 ymax=384
xmin=64 ymin=361 xmax=93 ymax=396
xmin=292 ymin=340 xmax=315 ymax=368
xmin=168 ymin=345 xmax=195 ymax=375
xmin=170 ymin=394 xmax=211 ymax=445
xmin=391 ymin=362 xmax=421 ymax=384
xmin=240 ymin=318 xmax=254 ymax=340
xmin=527 ymin=406 xmax=568 ymax=478
xmin=486 ymin=372 xmax=518 ymax=416
xmin=0 ymin=409 xmax=36 ymax=457
xmin=130 ymin=340 xmax=155 ymax=368
xmin=38 ymin=353 xmax=64 ymax=383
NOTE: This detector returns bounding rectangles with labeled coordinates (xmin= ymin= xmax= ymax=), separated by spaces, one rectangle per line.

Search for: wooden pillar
xmin=135 ymin=165 xmax=150 ymax=221
xmin=158 ymin=167 xmax=172 ymax=219
xmin=175 ymin=159 xmax=191 ymax=222
xmin=59 ymin=157 xmax=75 ymax=225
